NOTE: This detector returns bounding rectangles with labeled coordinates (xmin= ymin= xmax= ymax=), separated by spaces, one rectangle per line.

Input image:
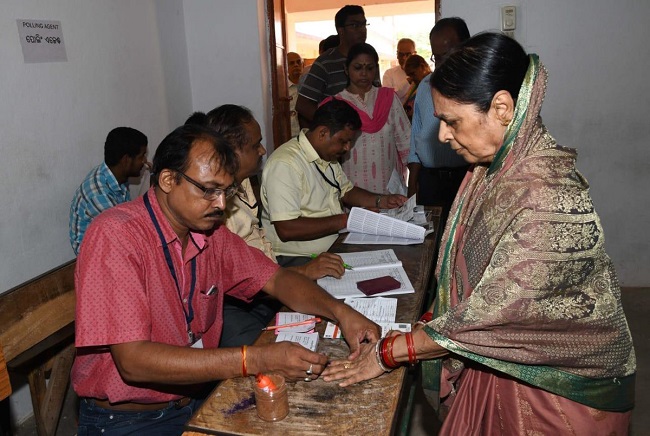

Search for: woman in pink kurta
xmin=322 ymin=43 xmax=410 ymax=194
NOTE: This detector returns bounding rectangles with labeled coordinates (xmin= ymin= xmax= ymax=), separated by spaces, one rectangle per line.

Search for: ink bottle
xmin=254 ymin=373 xmax=289 ymax=421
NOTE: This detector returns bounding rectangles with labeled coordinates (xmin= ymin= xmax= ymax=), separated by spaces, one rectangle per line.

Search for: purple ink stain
xmin=222 ymin=393 xmax=256 ymax=416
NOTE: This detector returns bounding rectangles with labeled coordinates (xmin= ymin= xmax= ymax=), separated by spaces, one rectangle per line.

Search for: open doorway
xmin=266 ymin=0 xmax=439 ymax=149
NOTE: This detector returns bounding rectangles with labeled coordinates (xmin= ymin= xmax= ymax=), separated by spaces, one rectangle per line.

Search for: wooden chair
xmin=0 ymin=260 xmax=76 ymax=436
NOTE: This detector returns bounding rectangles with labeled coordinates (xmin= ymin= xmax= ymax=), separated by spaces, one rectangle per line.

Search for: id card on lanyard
xmin=144 ymin=193 xmax=198 ymax=345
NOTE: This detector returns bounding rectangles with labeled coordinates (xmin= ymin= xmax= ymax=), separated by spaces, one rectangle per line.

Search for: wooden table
xmin=185 ymin=208 xmax=442 ymax=436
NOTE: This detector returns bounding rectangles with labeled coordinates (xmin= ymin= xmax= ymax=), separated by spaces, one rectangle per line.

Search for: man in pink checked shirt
xmin=72 ymin=124 xmax=379 ymax=435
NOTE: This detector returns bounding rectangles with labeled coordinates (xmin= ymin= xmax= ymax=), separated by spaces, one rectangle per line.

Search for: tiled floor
xmin=9 ymin=288 xmax=649 ymax=435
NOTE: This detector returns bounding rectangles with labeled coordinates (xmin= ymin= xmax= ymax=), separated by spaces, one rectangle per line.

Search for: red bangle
xmin=419 ymin=312 xmax=433 ymax=323
xmin=384 ymin=336 xmax=398 ymax=368
xmin=380 ymin=335 xmax=401 ymax=369
xmin=241 ymin=345 xmax=248 ymax=377
xmin=405 ymin=332 xmax=418 ymax=365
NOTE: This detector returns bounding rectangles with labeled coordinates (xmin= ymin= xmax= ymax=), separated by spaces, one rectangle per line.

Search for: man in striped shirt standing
xmin=296 ymin=5 xmax=375 ymax=125
xmin=69 ymin=127 xmax=149 ymax=255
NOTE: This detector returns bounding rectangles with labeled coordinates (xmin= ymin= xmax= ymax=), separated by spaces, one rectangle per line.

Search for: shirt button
xmin=183 ymin=298 xmax=188 ymax=303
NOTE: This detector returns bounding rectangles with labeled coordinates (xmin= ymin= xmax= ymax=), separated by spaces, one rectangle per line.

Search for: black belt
xmin=88 ymin=397 xmax=192 ymax=412
xmin=421 ymin=166 xmax=468 ymax=178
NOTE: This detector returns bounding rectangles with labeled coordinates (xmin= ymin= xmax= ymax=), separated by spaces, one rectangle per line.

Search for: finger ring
xmin=344 ymin=362 xmax=351 ymax=369
xmin=306 ymin=364 xmax=313 ymax=375
xmin=304 ymin=377 xmax=311 ymax=382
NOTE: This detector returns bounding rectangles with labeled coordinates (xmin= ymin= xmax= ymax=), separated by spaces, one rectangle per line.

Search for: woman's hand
xmin=321 ymin=342 xmax=385 ymax=386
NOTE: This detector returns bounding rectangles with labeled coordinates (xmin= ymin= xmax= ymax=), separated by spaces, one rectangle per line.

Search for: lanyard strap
xmin=313 ymin=162 xmax=341 ymax=193
xmin=143 ymin=193 xmax=196 ymax=343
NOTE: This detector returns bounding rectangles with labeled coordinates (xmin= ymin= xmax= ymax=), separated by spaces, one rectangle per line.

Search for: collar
xmin=298 ymin=130 xmax=325 ymax=164
xmin=298 ymin=130 xmax=337 ymax=173
xmin=145 ymin=187 xmax=208 ymax=253
xmin=101 ymin=162 xmax=129 ymax=193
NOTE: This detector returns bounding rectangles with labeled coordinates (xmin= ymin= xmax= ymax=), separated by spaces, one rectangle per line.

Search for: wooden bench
xmin=0 ymin=260 xmax=76 ymax=436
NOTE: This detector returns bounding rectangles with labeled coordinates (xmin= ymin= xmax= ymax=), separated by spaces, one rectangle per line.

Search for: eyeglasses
xmin=397 ymin=51 xmax=414 ymax=58
xmin=178 ymin=172 xmax=238 ymax=201
xmin=342 ymin=21 xmax=369 ymax=29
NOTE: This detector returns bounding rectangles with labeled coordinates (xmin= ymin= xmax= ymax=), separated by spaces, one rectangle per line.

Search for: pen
xmin=262 ymin=317 xmax=322 ymax=331
xmin=310 ymin=253 xmax=354 ymax=270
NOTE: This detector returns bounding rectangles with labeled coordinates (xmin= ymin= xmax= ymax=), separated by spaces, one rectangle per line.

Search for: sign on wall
xmin=16 ymin=19 xmax=67 ymax=63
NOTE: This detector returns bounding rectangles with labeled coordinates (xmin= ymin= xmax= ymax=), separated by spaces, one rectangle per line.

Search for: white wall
xmin=182 ymin=0 xmax=273 ymax=148
xmin=0 ymin=0 xmax=172 ymax=292
xmin=0 ymin=0 xmax=173 ymax=425
xmin=443 ymin=0 xmax=650 ymax=286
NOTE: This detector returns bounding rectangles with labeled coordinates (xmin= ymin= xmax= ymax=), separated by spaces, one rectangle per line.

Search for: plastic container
xmin=254 ymin=373 xmax=289 ymax=421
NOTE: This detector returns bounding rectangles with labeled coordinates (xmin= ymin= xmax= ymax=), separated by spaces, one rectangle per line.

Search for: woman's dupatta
xmin=320 ymin=87 xmax=394 ymax=133
xmin=421 ymin=55 xmax=634 ymax=415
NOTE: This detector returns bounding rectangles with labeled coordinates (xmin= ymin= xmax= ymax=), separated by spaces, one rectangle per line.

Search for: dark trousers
xmin=77 ymin=398 xmax=202 ymax=436
xmin=220 ymin=294 xmax=283 ymax=347
xmin=220 ymin=256 xmax=311 ymax=347
xmin=417 ymin=166 xmax=468 ymax=221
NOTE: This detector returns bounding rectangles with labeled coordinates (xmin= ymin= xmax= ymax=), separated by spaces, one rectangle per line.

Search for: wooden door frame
xmin=266 ymin=0 xmax=291 ymax=149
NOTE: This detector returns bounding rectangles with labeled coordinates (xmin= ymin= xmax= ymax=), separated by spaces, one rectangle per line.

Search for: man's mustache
xmin=206 ymin=209 xmax=225 ymax=218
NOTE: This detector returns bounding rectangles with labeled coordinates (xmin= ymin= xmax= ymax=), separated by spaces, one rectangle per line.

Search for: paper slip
xmin=271 ymin=312 xmax=317 ymax=334
xmin=325 ymin=322 xmax=412 ymax=339
xmin=317 ymin=250 xmax=415 ymax=299
xmin=381 ymin=323 xmax=411 ymax=337
xmin=324 ymin=322 xmax=343 ymax=339
xmin=346 ymin=297 xmax=397 ymax=323
xmin=275 ymin=332 xmax=319 ymax=352
xmin=324 ymin=297 xmax=402 ymax=339
xmin=380 ymin=195 xmax=416 ymax=222
xmin=387 ymin=168 xmax=407 ymax=196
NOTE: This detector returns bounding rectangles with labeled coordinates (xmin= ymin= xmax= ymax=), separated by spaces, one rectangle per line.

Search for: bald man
xmin=382 ymin=38 xmax=416 ymax=103
xmin=287 ymin=51 xmax=304 ymax=137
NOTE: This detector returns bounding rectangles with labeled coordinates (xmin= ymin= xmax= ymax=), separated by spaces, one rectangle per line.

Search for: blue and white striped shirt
xmin=69 ymin=162 xmax=130 ymax=254
xmin=407 ymin=74 xmax=467 ymax=169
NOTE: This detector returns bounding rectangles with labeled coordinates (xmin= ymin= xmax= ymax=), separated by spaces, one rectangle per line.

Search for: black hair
xmin=104 ymin=127 xmax=147 ymax=166
xmin=429 ymin=17 xmax=470 ymax=42
xmin=309 ymin=99 xmax=361 ymax=135
xmin=431 ymin=32 xmax=529 ymax=113
xmin=205 ymin=105 xmax=255 ymax=152
xmin=151 ymin=124 xmax=238 ymax=187
xmin=319 ymin=35 xmax=340 ymax=53
xmin=335 ymin=5 xmax=365 ymax=29
xmin=345 ymin=42 xmax=379 ymax=69
xmin=184 ymin=111 xmax=209 ymax=126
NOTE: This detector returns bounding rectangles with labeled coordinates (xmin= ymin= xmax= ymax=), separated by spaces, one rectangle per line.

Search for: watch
xmin=376 ymin=195 xmax=382 ymax=208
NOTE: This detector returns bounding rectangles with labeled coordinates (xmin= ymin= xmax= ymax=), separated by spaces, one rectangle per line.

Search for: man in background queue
xmin=296 ymin=5 xmax=379 ymax=124
xmin=407 ymin=18 xmax=471 ymax=220
xmin=382 ymin=38 xmax=417 ymax=104
xmin=72 ymin=124 xmax=379 ymax=434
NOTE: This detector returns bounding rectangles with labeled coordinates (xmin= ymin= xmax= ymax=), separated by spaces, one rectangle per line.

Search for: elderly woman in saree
xmin=322 ymin=32 xmax=635 ymax=434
